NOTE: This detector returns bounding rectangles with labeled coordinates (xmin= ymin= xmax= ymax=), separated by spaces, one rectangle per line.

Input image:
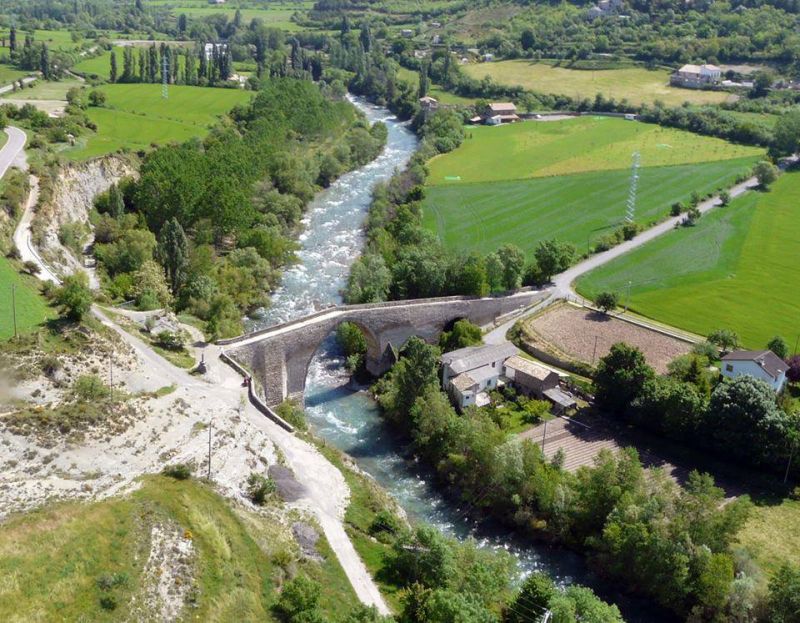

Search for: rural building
xmin=482 ymin=53 xmax=495 ymax=62
xmin=670 ymin=64 xmax=722 ymax=89
xmin=483 ymin=102 xmax=519 ymax=124
xmin=419 ymin=96 xmax=439 ymax=110
xmin=209 ymin=0 xmax=225 ymax=4
xmin=401 ymin=29 xmax=414 ymax=38
xmin=503 ymin=355 xmax=559 ymax=397
xmin=720 ymin=350 xmax=789 ymax=392
xmin=586 ymin=0 xmax=622 ymax=19
xmin=441 ymin=343 xmax=518 ymax=410
xmin=204 ymin=42 xmax=227 ymax=61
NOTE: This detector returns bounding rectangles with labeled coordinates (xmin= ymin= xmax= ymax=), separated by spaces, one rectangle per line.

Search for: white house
xmin=720 ymin=350 xmax=789 ymax=392
xmin=670 ymin=63 xmax=722 ymax=89
xmin=441 ymin=343 xmax=518 ymax=410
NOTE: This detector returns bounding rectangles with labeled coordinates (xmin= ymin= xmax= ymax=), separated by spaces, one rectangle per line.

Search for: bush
xmin=594 ymin=291 xmax=618 ymax=313
xmin=98 ymin=595 xmax=117 ymax=611
xmin=369 ymin=509 xmax=402 ymax=540
xmin=54 ymin=273 xmax=93 ymax=321
xmin=22 ymin=260 xmax=40 ymax=275
xmin=246 ymin=472 xmax=276 ymax=505
xmin=72 ymin=374 xmax=111 ymax=402
xmin=88 ymin=90 xmax=107 ymax=107
xmin=162 ymin=463 xmax=192 ymax=480
xmin=670 ymin=201 xmax=684 ymax=216
xmin=754 ymin=160 xmax=779 ymax=188
xmin=719 ymin=190 xmax=731 ymax=206
xmin=155 ymin=330 xmax=184 ymax=351
xmin=275 ymin=400 xmax=307 ymax=431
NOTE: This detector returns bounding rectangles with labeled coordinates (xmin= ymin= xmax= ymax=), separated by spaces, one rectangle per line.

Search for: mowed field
xmin=145 ymin=0 xmax=312 ymax=27
xmin=422 ymin=117 xmax=761 ymax=257
xmin=462 ymin=60 xmax=732 ymax=107
xmin=576 ymin=171 xmax=800 ymax=348
xmin=66 ymin=84 xmax=252 ymax=160
xmin=427 ymin=117 xmax=760 ymax=184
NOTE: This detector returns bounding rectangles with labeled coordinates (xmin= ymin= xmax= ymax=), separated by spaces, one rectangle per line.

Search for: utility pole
xmin=162 ymin=54 xmax=168 ymax=99
xmin=108 ymin=349 xmax=113 ymax=389
xmin=207 ymin=422 xmax=212 ymax=481
xmin=625 ymin=151 xmax=640 ymax=223
xmin=541 ymin=419 xmax=548 ymax=454
xmin=625 ymin=279 xmax=632 ymax=312
xmin=11 ymin=284 xmax=17 ymax=339
xmin=785 ymin=437 xmax=796 ymax=484
xmin=592 ymin=335 xmax=599 ymax=364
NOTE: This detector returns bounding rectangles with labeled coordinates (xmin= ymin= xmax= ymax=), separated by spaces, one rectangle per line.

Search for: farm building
xmin=419 ymin=96 xmax=439 ymax=110
xmin=441 ymin=343 xmax=517 ymax=410
xmin=720 ymin=350 xmax=789 ymax=392
xmin=483 ymin=102 xmax=519 ymax=124
xmin=503 ymin=355 xmax=559 ymax=397
xmin=401 ymin=29 xmax=414 ymax=38
xmin=670 ymin=63 xmax=722 ymax=89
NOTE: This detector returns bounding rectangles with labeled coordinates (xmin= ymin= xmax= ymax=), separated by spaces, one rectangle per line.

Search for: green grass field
xmin=0 ymin=258 xmax=52 ymax=341
xmin=145 ymin=0 xmax=312 ymax=27
xmin=737 ymin=496 xmax=800 ymax=580
xmin=427 ymin=117 xmax=761 ymax=185
xmin=0 ymin=63 xmax=29 ymax=86
xmin=65 ymin=84 xmax=252 ymax=160
xmin=397 ymin=66 xmax=476 ymax=105
xmin=575 ymin=171 xmax=800 ymax=347
xmin=2 ymin=78 xmax=83 ymax=101
xmin=72 ymin=50 xmax=115 ymax=79
xmin=462 ymin=60 xmax=732 ymax=107
xmin=423 ymin=158 xmax=757 ymax=258
xmin=0 ymin=476 xmax=359 ymax=621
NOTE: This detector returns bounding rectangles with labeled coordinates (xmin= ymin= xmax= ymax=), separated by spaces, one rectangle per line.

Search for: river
xmin=255 ymin=98 xmax=673 ymax=623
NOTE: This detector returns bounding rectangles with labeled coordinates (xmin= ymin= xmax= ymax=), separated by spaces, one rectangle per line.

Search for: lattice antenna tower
xmin=162 ymin=55 xmax=169 ymax=99
xmin=625 ymin=151 xmax=640 ymax=223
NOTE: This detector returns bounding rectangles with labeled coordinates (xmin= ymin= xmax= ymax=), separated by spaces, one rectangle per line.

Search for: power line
xmin=625 ymin=151 xmax=640 ymax=223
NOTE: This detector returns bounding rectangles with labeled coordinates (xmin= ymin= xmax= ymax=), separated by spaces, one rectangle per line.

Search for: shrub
xmin=754 ymin=160 xmax=779 ymax=188
xmin=98 ymin=595 xmax=117 ymax=611
xmin=246 ymin=472 xmax=276 ymax=505
xmin=594 ymin=291 xmax=619 ymax=313
xmin=276 ymin=400 xmax=307 ymax=431
xmin=54 ymin=273 xmax=93 ymax=321
xmin=22 ymin=260 xmax=40 ymax=275
xmin=683 ymin=206 xmax=701 ymax=226
xmin=719 ymin=190 xmax=731 ymax=206
xmin=670 ymin=201 xmax=684 ymax=216
xmin=162 ymin=463 xmax=192 ymax=480
xmin=72 ymin=374 xmax=111 ymax=402
xmin=369 ymin=509 xmax=402 ymax=540
xmin=155 ymin=330 xmax=184 ymax=351
xmin=88 ymin=90 xmax=107 ymax=107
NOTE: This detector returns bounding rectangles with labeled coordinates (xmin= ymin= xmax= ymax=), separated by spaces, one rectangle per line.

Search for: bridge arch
xmin=222 ymin=291 xmax=546 ymax=406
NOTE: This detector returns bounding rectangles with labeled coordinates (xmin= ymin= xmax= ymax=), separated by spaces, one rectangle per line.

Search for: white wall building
xmin=720 ymin=350 xmax=789 ymax=392
xmin=441 ymin=343 xmax=518 ymax=410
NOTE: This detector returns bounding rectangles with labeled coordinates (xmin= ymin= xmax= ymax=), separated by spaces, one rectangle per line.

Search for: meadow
xmin=396 ymin=66 xmax=476 ymax=105
xmin=0 ymin=476 xmax=358 ymax=621
xmin=65 ymin=84 xmax=252 ymax=160
xmin=462 ymin=60 xmax=732 ymax=107
xmin=145 ymin=0 xmax=313 ymax=27
xmin=575 ymin=171 xmax=800 ymax=348
xmin=423 ymin=158 xmax=756 ymax=258
xmin=0 ymin=64 xmax=29 ymax=86
xmin=0 ymin=257 xmax=52 ymax=340
xmin=426 ymin=117 xmax=762 ymax=185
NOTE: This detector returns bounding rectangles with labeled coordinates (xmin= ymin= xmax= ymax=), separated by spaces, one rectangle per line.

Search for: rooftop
xmin=504 ymin=355 xmax=557 ymax=381
xmin=488 ymin=102 xmax=517 ymax=113
xmin=441 ymin=342 xmax=518 ymax=375
xmin=721 ymin=350 xmax=789 ymax=380
xmin=451 ymin=372 xmax=478 ymax=392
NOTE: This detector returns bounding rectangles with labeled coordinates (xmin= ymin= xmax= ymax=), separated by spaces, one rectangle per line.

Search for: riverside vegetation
xmin=89 ymin=77 xmax=385 ymax=338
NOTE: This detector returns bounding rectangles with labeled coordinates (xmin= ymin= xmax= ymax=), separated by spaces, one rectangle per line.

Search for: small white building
xmin=441 ymin=343 xmax=518 ymax=410
xmin=400 ymin=29 xmax=414 ymax=39
xmin=720 ymin=350 xmax=789 ymax=392
xmin=670 ymin=63 xmax=722 ymax=89
xmin=204 ymin=42 xmax=227 ymax=61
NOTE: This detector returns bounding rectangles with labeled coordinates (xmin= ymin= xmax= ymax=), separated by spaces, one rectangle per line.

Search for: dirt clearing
xmin=524 ymin=303 xmax=692 ymax=373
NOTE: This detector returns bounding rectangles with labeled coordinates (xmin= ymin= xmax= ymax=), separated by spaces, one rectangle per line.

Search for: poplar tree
xmin=110 ymin=50 xmax=118 ymax=82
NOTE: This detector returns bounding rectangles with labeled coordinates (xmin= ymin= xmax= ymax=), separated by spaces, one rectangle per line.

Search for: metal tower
xmin=162 ymin=55 xmax=169 ymax=99
xmin=625 ymin=151 xmax=640 ymax=223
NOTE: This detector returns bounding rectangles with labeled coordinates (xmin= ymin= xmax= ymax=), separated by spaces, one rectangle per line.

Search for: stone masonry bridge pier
xmin=219 ymin=291 xmax=546 ymax=406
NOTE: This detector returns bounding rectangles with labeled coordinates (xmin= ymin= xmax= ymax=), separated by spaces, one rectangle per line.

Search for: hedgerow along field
xmin=65 ymin=84 xmax=253 ymax=160
xmin=422 ymin=117 xmax=761 ymax=257
xmin=462 ymin=60 xmax=732 ymax=107
xmin=575 ymin=171 xmax=800 ymax=348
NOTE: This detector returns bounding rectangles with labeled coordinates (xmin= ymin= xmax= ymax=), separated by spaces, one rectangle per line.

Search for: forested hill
xmin=92 ymin=78 xmax=386 ymax=338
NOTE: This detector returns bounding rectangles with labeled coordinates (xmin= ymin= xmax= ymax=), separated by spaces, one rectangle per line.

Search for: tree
xmin=9 ymin=26 xmax=16 ymax=53
xmin=787 ymin=355 xmax=800 ymax=383
xmin=768 ymin=335 xmax=789 ymax=359
xmin=507 ymin=573 xmax=556 ymax=623
xmin=520 ymin=29 xmax=535 ymax=51
xmin=88 ymin=90 xmax=106 ymax=107
xmin=497 ymin=243 xmax=526 ymax=290
xmin=107 ymin=183 xmax=125 ymax=219
xmin=754 ymin=160 xmax=779 ymax=189
xmin=54 ymin=273 xmax=93 ymax=321
xmin=484 ymin=252 xmax=504 ymax=292
xmin=594 ymin=343 xmax=655 ymax=415
xmin=132 ymin=260 xmax=172 ymax=310
xmin=178 ymin=14 xmax=188 ymax=33
xmin=594 ymin=291 xmax=618 ymax=313
xmin=109 ymin=51 xmax=118 ymax=83
xmin=419 ymin=64 xmax=429 ymax=98
xmin=719 ymin=189 xmax=731 ymax=206
xmin=707 ymin=328 xmax=739 ymax=352
xmin=274 ymin=576 xmax=322 ymax=622
xmin=534 ymin=239 xmax=575 ymax=282
xmin=439 ymin=319 xmax=482 ymax=352
xmin=752 ymin=70 xmax=774 ymax=97
xmin=157 ymin=218 xmax=189 ymax=296
xmin=22 ymin=260 xmax=40 ymax=275
xmin=345 ymin=253 xmax=391 ymax=303
xmin=767 ymin=563 xmax=800 ymax=623
xmin=39 ymin=44 xmax=50 ymax=80
xmin=771 ymin=109 xmax=800 ymax=157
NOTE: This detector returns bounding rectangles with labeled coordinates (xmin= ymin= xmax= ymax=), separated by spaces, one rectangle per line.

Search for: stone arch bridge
xmin=219 ymin=291 xmax=545 ymax=406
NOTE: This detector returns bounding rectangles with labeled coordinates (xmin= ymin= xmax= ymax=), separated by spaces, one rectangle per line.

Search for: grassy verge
xmin=0 ymin=256 xmax=53 ymax=341
xmin=737 ymin=495 xmax=800 ymax=579
xmin=306 ymin=434 xmax=405 ymax=613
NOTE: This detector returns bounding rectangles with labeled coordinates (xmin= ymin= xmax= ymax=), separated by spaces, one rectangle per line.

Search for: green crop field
xmin=0 ymin=258 xmax=52 ymax=340
xmin=423 ymin=158 xmax=756 ymax=258
xmin=462 ymin=60 xmax=732 ymax=107
xmin=427 ymin=117 xmax=761 ymax=185
xmin=65 ymin=84 xmax=252 ymax=160
xmin=575 ymin=171 xmax=800 ymax=347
